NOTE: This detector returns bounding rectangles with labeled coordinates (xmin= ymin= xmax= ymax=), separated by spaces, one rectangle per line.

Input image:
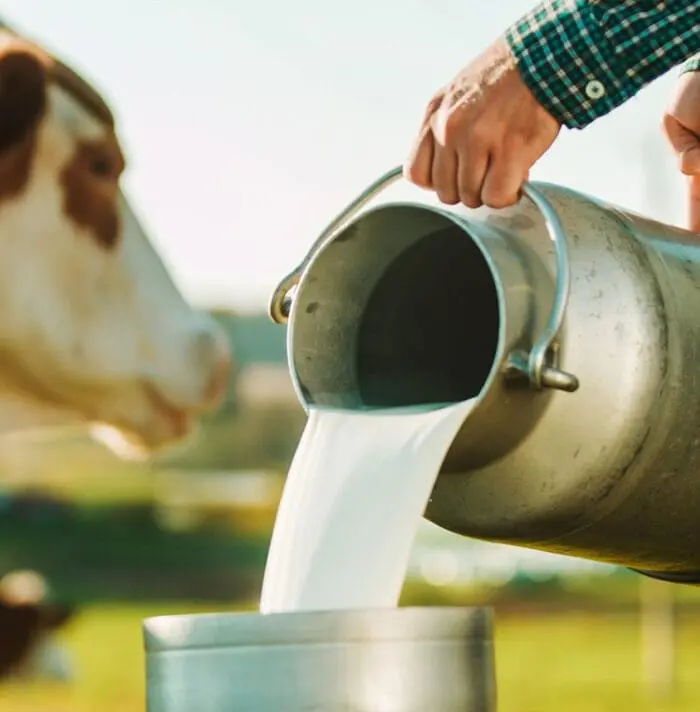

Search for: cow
xmin=0 ymin=26 xmax=230 ymax=454
xmin=0 ymin=24 xmax=233 ymax=684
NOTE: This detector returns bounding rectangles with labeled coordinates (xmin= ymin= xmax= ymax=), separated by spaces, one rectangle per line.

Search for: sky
xmin=0 ymin=0 xmax=687 ymax=312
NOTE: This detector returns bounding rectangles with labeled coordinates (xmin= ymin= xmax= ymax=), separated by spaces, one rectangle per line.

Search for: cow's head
xmin=0 ymin=30 xmax=230 ymax=453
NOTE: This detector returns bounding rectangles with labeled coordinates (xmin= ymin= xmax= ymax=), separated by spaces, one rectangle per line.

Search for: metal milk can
xmin=269 ymin=166 xmax=700 ymax=584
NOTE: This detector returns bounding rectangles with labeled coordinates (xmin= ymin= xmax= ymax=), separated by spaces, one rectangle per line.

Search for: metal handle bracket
xmin=268 ymin=166 xmax=404 ymax=325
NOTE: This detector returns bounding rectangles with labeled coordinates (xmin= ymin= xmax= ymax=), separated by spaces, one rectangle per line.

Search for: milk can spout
xmin=269 ymin=165 xmax=580 ymax=396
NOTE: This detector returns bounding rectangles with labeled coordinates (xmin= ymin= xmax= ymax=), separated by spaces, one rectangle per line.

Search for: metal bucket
xmin=269 ymin=166 xmax=700 ymax=583
xmin=144 ymin=606 xmax=495 ymax=712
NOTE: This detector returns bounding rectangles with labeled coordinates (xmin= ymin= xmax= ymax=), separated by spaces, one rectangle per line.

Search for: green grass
xmin=1 ymin=604 xmax=700 ymax=712
xmin=495 ymin=612 xmax=700 ymax=712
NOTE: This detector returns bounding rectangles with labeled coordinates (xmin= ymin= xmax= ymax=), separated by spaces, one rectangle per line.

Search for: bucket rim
xmin=143 ymin=605 xmax=493 ymax=652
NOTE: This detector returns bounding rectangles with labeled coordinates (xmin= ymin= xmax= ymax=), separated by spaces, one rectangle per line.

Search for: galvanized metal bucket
xmin=144 ymin=606 xmax=495 ymax=712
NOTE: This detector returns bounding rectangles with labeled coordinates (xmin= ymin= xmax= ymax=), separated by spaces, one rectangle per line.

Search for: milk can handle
xmin=268 ymin=166 xmax=405 ymax=325
xmin=268 ymin=165 xmax=579 ymax=394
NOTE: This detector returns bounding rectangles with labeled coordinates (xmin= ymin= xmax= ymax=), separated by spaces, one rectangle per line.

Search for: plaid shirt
xmin=505 ymin=1 xmax=700 ymax=129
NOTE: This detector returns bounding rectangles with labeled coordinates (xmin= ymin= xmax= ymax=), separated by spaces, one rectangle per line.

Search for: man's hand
xmin=663 ymin=72 xmax=700 ymax=233
xmin=404 ymin=37 xmax=561 ymax=210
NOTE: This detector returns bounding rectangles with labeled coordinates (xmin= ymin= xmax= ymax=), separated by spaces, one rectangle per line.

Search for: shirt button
xmin=585 ymin=80 xmax=606 ymax=100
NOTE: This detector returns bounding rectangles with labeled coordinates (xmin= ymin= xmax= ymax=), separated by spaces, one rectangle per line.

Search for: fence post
xmin=639 ymin=575 xmax=676 ymax=699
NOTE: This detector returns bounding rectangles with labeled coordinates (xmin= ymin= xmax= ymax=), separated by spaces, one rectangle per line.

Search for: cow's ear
xmin=0 ymin=32 xmax=49 ymax=153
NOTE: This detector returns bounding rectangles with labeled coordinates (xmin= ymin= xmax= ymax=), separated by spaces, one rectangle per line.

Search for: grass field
xmin=0 ymin=603 xmax=699 ymax=712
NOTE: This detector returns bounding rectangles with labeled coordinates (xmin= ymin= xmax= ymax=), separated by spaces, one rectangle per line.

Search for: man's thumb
xmin=680 ymin=144 xmax=700 ymax=175
xmin=664 ymin=114 xmax=700 ymax=174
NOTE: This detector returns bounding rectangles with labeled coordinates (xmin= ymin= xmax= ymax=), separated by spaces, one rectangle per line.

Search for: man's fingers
xmin=431 ymin=143 xmax=459 ymax=204
xmin=664 ymin=114 xmax=700 ymax=175
xmin=456 ymin=150 xmax=488 ymax=209
xmin=663 ymin=113 xmax=695 ymax=152
xmin=404 ymin=94 xmax=444 ymax=187
xmin=419 ymin=94 xmax=444 ymax=131
xmin=480 ymin=149 xmax=528 ymax=209
xmin=681 ymin=145 xmax=700 ymax=176
xmin=429 ymin=106 xmax=460 ymax=204
xmin=404 ymin=125 xmax=435 ymax=188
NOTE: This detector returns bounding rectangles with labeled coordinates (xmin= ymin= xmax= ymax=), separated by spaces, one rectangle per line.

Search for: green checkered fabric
xmin=505 ymin=1 xmax=700 ymax=129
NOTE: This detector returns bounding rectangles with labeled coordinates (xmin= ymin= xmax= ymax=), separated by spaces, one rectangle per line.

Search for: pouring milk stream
xmin=260 ymin=402 xmax=477 ymax=612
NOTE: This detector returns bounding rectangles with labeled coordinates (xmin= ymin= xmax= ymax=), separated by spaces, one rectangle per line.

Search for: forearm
xmin=505 ymin=0 xmax=700 ymax=129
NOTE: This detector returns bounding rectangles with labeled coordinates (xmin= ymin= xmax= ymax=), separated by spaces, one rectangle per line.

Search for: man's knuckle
xmin=437 ymin=191 xmax=459 ymax=205
xmin=421 ymin=93 xmax=445 ymax=125
xmin=486 ymin=196 xmax=513 ymax=209
xmin=434 ymin=177 xmax=458 ymax=204
xmin=440 ymin=112 xmax=461 ymax=144
xmin=404 ymin=163 xmax=428 ymax=187
xmin=470 ymin=122 xmax=497 ymax=153
xmin=458 ymin=189 xmax=481 ymax=209
xmin=482 ymin=187 xmax=517 ymax=209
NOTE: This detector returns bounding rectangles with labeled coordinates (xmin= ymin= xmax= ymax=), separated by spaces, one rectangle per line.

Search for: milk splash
xmin=260 ymin=400 xmax=477 ymax=613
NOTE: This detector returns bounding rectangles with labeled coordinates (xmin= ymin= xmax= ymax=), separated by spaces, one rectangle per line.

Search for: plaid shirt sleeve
xmin=505 ymin=1 xmax=700 ymax=129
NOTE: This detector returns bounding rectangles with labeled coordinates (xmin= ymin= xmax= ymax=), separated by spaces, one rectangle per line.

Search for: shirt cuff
xmin=681 ymin=54 xmax=700 ymax=75
xmin=505 ymin=0 xmax=699 ymax=130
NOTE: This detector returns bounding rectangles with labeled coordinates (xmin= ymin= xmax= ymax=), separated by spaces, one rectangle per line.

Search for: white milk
xmin=259 ymin=400 xmax=477 ymax=613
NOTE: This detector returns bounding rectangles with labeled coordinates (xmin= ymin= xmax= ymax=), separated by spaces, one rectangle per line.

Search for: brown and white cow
xmin=0 ymin=28 xmax=230 ymax=454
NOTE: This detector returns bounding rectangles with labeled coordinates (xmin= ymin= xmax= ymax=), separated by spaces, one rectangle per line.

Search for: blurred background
xmin=0 ymin=1 xmax=698 ymax=711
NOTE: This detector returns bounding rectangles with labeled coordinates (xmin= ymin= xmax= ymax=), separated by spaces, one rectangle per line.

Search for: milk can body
xmin=273 ymin=175 xmax=700 ymax=582
xmin=425 ymin=187 xmax=699 ymax=582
